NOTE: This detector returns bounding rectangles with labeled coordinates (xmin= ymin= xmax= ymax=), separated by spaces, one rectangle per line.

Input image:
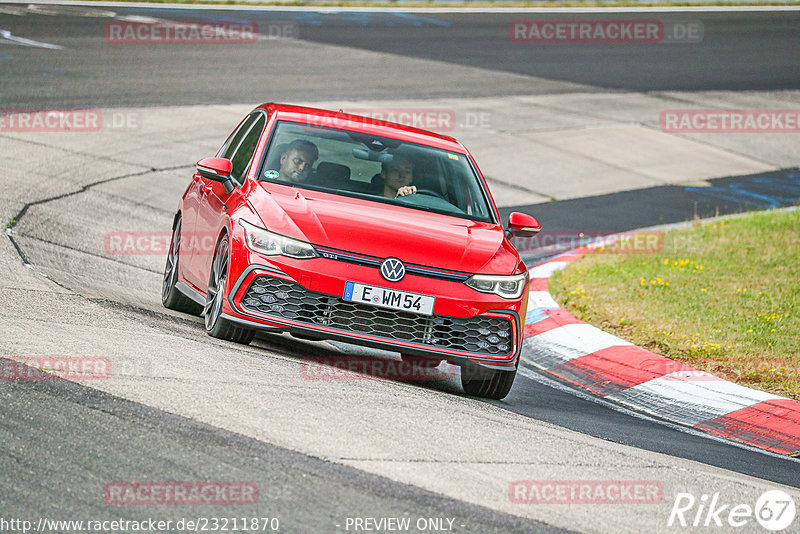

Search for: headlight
xmin=465 ymin=273 xmax=526 ymax=299
xmin=239 ymin=219 xmax=318 ymax=259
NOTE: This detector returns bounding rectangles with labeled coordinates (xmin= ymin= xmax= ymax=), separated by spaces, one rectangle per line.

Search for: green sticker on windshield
xmin=447 ymin=153 xmax=459 ymax=160
xmin=264 ymin=169 xmax=280 ymax=179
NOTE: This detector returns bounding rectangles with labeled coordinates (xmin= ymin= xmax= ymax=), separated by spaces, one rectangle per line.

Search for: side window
xmin=229 ymin=114 xmax=267 ymax=184
xmin=218 ymin=113 xmax=258 ymax=161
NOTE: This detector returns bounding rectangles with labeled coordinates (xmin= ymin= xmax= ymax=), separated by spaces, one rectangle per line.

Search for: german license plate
xmin=343 ymin=282 xmax=435 ymax=316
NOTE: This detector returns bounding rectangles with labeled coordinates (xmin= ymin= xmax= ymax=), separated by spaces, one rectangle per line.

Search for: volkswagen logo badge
xmin=380 ymin=257 xmax=405 ymax=282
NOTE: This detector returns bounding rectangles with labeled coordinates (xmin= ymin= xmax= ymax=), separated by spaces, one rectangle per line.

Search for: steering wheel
xmin=410 ymin=188 xmax=448 ymax=200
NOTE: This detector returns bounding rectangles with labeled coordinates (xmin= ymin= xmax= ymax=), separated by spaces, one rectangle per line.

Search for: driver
xmin=380 ymin=154 xmax=417 ymax=198
xmin=278 ymin=140 xmax=319 ymax=183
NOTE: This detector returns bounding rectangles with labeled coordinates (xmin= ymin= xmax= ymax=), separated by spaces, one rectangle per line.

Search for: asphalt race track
xmin=2 ymin=7 xmax=800 ymax=107
xmin=2 ymin=3 xmax=800 ymax=533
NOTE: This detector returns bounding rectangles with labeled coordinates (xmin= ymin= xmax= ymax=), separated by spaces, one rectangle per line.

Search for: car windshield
xmin=258 ymin=120 xmax=495 ymax=222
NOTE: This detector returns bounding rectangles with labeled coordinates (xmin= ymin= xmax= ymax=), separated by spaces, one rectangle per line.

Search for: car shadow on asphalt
xmin=251 ymin=332 xmax=464 ymax=396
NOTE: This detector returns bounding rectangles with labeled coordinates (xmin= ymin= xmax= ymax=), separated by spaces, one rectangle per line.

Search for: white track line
xmin=0 ymin=29 xmax=64 ymax=49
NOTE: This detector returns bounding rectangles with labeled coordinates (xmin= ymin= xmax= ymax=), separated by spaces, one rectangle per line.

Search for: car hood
xmin=248 ymin=183 xmax=519 ymax=274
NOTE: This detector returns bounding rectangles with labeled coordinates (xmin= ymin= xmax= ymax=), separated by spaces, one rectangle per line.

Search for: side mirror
xmin=197 ymin=157 xmax=235 ymax=194
xmin=507 ymin=212 xmax=542 ymax=237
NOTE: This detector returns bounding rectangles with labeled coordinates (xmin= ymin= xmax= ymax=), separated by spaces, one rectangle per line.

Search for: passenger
xmin=380 ymin=154 xmax=417 ymax=198
xmin=278 ymin=140 xmax=319 ymax=183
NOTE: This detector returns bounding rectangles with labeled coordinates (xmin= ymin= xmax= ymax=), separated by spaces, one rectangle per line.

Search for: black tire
xmin=460 ymin=360 xmax=517 ymax=400
xmin=162 ymin=216 xmax=203 ymax=315
xmin=204 ymin=234 xmax=255 ymax=345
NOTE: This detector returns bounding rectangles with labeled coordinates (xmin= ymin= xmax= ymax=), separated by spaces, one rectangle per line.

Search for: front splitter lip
xmin=224 ymin=265 xmax=521 ymax=371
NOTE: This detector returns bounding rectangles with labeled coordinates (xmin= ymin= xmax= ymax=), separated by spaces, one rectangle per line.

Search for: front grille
xmin=240 ymin=276 xmax=513 ymax=356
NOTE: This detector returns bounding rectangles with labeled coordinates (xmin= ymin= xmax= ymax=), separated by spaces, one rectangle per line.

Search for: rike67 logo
xmin=668 ymin=490 xmax=796 ymax=531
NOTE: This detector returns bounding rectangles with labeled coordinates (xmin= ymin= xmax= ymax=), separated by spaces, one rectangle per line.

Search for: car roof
xmin=257 ymin=103 xmax=468 ymax=153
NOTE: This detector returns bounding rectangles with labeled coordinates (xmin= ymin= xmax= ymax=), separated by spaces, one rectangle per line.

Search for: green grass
xmin=550 ymin=208 xmax=800 ymax=400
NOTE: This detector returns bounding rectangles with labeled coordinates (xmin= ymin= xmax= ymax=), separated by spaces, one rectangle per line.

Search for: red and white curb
xmin=521 ymin=249 xmax=800 ymax=456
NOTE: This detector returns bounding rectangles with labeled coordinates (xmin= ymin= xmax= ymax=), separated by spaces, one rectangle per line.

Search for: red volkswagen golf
xmin=162 ymin=104 xmax=541 ymax=399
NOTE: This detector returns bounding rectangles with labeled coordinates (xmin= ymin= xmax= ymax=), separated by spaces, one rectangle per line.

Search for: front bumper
xmin=224 ymin=262 xmax=523 ymax=370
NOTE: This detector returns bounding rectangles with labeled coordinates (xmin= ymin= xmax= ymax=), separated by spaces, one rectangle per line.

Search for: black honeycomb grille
xmin=240 ymin=276 xmax=513 ymax=355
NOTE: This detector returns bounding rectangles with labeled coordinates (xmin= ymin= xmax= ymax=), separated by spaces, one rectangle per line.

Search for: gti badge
xmin=380 ymin=257 xmax=405 ymax=282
